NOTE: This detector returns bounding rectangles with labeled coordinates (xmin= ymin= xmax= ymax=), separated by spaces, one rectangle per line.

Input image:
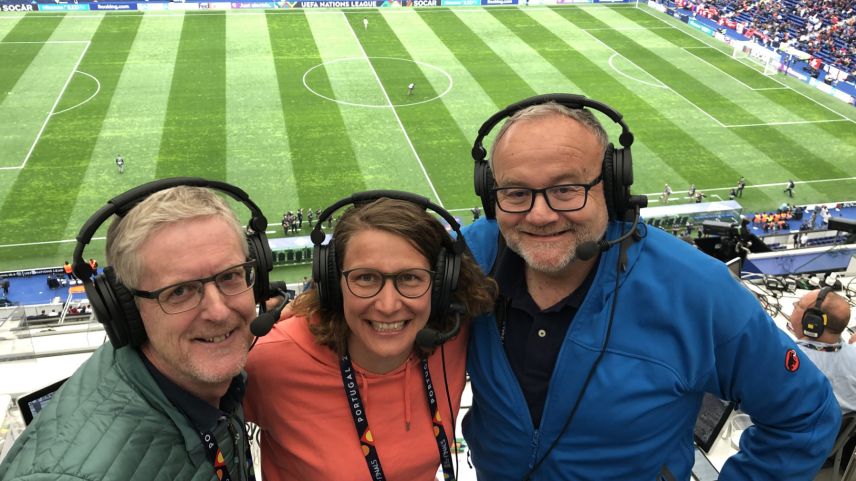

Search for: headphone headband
xmin=71 ymin=177 xmax=273 ymax=348
xmin=73 ymin=177 xmax=268 ymax=280
xmin=471 ymin=93 xmax=634 ymax=162
xmin=311 ymin=190 xmax=464 ymax=253
xmin=815 ymin=286 xmax=832 ymax=309
xmin=472 ymin=93 xmax=635 ymax=220
xmin=311 ymin=190 xmax=465 ymax=325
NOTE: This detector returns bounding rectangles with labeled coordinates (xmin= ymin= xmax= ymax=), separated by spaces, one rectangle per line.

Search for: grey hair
xmin=105 ymin=186 xmax=248 ymax=289
xmin=488 ymin=101 xmax=610 ymax=172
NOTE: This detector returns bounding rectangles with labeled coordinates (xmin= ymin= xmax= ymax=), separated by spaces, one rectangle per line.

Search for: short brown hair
xmin=292 ymin=197 xmax=497 ymax=356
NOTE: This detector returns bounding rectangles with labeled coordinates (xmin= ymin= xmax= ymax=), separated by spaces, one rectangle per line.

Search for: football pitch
xmin=1 ymin=4 xmax=855 ymax=273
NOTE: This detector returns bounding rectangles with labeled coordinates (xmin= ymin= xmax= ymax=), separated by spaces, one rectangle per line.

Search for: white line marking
xmin=726 ymin=119 xmax=851 ymax=128
xmin=577 ymin=24 xmax=726 ymax=127
xmin=0 ymin=40 xmax=91 ymax=171
xmin=302 ymin=56 xmax=453 ymax=108
xmin=0 ymin=237 xmax=102 ymax=249
xmin=634 ymin=4 xmax=856 ymax=124
xmin=52 ymin=70 xmax=100 ymax=116
xmin=0 ymin=4 xmax=639 ymax=20
xmin=342 ymin=12 xmax=443 ymax=207
xmin=607 ymin=53 xmax=667 ymax=88
xmin=0 ymin=40 xmax=91 ymax=44
xmin=642 ymin=176 xmax=856 ymax=198
xmin=680 ymin=46 xmax=759 ymax=91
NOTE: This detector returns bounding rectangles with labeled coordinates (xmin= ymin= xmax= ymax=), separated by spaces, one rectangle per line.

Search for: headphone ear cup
xmin=313 ymin=243 xmax=341 ymax=311
xmin=803 ymin=287 xmax=831 ymax=338
xmin=430 ymin=248 xmax=461 ymax=325
xmin=85 ymin=270 xmax=126 ymax=348
xmin=97 ymin=267 xmax=146 ymax=348
xmin=602 ymin=144 xmax=617 ymax=221
xmin=326 ymin=245 xmax=341 ymax=310
xmin=247 ymin=231 xmax=272 ymax=303
xmin=802 ymin=308 xmax=827 ymax=338
xmin=474 ymin=160 xmax=496 ymax=220
xmin=602 ymin=143 xmax=633 ymax=221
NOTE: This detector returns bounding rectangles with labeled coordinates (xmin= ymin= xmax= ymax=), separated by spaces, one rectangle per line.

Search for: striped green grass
xmin=0 ymin=5 xmax=854 ymax=272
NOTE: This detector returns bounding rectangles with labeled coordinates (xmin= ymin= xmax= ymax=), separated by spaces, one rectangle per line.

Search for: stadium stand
xmin=671 ymin=0 xmax=855 ymax=77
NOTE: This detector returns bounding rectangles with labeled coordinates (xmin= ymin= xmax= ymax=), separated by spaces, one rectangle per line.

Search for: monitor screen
xmin=725 ymin=257 xmax=743 ymax=279
xmin=16 ymin=378 xmax=67 ymax=425
xmin=694 ymin=393 xmax=735 ymax=453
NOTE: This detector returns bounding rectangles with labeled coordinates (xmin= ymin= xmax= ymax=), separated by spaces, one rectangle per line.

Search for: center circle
xmin=302 ymin=57 xmax=453 ymax=108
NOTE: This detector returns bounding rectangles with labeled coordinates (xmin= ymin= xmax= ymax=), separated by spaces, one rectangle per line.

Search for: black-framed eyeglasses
xmin=131 ymin=260 xmax=256 ymax=314
xmin=342 ymin=268 xmax=434 ymax=299
xmin=491 ymin=173 xmax=603 ymax=214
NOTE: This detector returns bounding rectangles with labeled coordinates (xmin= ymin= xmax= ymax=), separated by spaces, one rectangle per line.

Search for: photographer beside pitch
xmin=0 ymin=180 xmax=264 ymax=481
xmin=461 ymin=94 xmax=840 ymax=480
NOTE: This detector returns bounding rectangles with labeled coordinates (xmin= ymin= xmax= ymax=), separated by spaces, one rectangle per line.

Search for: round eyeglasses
xmin=131 ymin=261 xmax=256 ymax=314
xmin=492 ymin=173 xmax=603 ymax=214
xmin=342 ymin=268 xmax=434 ymax=299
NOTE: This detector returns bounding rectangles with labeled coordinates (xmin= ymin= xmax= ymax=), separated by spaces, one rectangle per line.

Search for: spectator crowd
xmin=674 ymin=0 xmax=856 ymax=76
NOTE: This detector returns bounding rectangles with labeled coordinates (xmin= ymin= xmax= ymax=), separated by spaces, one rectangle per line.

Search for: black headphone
xmin=310 ymin=190 xmax=466 ymax=326
xmin=471 ymin=93 xmax=635 ymax=221
xmin=72 ymin=177 xmax=273 ymax=349
xmin=802 ymin=286 xmax=832 ymax=338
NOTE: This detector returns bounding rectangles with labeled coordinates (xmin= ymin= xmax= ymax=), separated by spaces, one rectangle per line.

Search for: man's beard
xmin=505 ymin=219 xmax=606 ymax=275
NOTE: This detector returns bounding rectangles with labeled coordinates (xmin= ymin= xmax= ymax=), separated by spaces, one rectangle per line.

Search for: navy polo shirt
xmin=495 ymin=247 xmax=597 ymax=428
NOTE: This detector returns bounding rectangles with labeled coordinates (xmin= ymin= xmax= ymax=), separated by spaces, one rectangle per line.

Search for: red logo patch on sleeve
xmin=785 ymin=349 xmax=800 ymax=372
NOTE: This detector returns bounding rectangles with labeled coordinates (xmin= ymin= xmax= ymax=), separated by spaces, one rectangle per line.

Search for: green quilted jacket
xmin=0 ymin=345 xmax=251 ymax=481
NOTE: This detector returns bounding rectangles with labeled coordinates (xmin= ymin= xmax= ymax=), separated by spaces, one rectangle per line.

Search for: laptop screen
xmin=694 ymin=393 xmax=735 ymax=453
xmin=16 ymin=378 xmax=67 ymax=425
xmin=725 ymin=257 xmax=743 ymax=280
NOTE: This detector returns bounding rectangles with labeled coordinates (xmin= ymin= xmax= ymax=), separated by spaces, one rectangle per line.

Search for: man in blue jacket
xmin=461 ymin=94 xmax=840 ymax=480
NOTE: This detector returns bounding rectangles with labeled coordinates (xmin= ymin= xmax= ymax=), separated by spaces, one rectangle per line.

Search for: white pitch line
xmin=726 ymin=119 xmax=851 ymax=128
xmin=608 ymin=53 xmax=667 ymax=88
xmin=642 ymin=176 xmax=856 ymax=198
xmin=577 ymin=23 xmax=727 ymax=127
xmin=342 ymin=12 xmax=443 ymax=207
xmin=53 ymin=70 xmax=101 ymax=116
xmin=0 ymin=237 xmax=102 ymax=249
xmin=0 ymin=40 xmax=91 ymax=44
xmin=681 ymin=46 xmax=759 ymax=92
xmin=6 ymin=175 xmax=856 ymax=248
xmin=0 ymin=40 xmax=92 ymax=171
xmin=634 ymin=4 xmax=855 ymax=124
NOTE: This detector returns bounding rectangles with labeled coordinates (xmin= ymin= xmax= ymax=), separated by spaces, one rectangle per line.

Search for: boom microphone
xmin=415 ymin=303 xmax=465 ymax=348
xmin=576 ymin=209 xmax=642 ymax=262
xmin=250 ymin=281 xmax=290 ymax=337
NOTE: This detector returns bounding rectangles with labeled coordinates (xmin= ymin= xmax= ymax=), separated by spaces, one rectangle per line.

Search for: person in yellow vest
xmin=89 ymin=258 xmax=99 ymax=277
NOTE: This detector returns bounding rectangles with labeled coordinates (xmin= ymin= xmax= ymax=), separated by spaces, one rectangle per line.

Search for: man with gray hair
xmin=462 ymin=95 xmax=839 ymax=480
xmin=0 ymin=183 xmax=259 ymax=481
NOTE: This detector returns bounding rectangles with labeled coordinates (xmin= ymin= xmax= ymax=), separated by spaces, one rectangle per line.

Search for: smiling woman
xmin=244 ymin=193 xmax=496 ymax=481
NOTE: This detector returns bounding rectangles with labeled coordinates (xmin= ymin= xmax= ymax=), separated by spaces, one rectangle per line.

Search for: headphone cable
xmin=521 ymin=222 xmax=627 ymax=481
xmin=440 ymin=343 xmax=458 ymax=481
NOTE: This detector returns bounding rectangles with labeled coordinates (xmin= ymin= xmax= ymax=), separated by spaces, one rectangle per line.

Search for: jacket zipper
xmin=227 ymin=415 xmax=248 ymax=481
